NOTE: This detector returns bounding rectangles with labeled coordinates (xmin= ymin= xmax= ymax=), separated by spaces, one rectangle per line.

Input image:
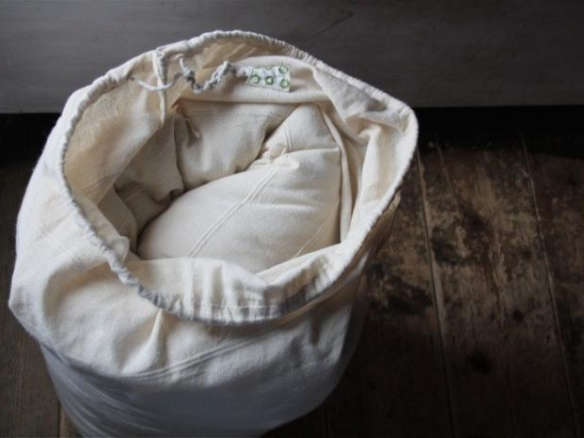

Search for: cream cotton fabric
xmin=9 ymin=30 xmax=417 ymax=437
xmin=138 ymin=103 xmax=342 ymax=272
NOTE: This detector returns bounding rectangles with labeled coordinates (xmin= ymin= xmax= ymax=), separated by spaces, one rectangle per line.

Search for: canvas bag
xmin=9 ymin=30 xmax=417 ymax=437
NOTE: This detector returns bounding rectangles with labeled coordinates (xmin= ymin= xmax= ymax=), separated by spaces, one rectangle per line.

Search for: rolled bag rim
xmin=46 ymin=29 xmax=418 ymax=327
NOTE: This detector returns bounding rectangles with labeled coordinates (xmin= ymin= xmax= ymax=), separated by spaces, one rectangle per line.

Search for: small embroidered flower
xmin=280 ymin=79 xmax=290 ymax=89
xmin=265 ymin=76 xmax=274 ymax=85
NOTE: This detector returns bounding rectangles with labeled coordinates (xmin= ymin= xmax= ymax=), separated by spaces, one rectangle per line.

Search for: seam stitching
xmin=186 ymin=166 xmax=279 ymax=257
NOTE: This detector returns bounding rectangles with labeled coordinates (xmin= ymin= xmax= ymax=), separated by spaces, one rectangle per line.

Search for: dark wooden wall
xmin=1 ymin=0 xmax=584 ymax=112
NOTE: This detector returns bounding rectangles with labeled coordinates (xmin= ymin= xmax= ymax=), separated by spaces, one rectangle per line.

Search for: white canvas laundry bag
xmin=9 ymin=30 xmax=417 ymax=436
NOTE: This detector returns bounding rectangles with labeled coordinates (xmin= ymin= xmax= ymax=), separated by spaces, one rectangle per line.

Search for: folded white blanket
xmin=137 ymin=104 xmax=341 ymax=272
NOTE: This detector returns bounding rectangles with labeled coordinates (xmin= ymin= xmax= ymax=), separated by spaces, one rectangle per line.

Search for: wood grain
xmin=0 ymin=160 xmax=60 ymax=437
xmin=1 ymin=0 xmax=584 ymax=112
xmin=523 ymin=110 xmax=584 ymax=433
xmin=417 ymin=110 xmax=576 ymax=437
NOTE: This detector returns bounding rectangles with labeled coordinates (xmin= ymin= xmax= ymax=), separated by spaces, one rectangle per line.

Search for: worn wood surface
xmin=418 ymin=111 xmax=577 ymax=437
xmin=523 ymin=110 xmax=584 ymax=433
xmin=0 ymin=108 xmax=583 ymax=437
xmin=2 ymin=0 xmax=584 ymax=112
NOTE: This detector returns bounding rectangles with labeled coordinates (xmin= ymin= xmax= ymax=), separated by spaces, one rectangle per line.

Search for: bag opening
xmin=38 ymin=31 xmax=417 ymax=325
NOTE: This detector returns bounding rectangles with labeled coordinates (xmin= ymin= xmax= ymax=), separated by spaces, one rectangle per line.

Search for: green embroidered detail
xmin=243 ymin=64 xmax=291 ymax=92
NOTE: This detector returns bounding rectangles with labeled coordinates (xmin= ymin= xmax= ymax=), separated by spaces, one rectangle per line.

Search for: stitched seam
xmin=186 ymin=166 xmax=279 ymax=257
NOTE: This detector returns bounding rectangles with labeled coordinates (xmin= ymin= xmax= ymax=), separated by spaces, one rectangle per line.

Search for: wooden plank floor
xmin=1 ymin=108 xmax=582 ymax=437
